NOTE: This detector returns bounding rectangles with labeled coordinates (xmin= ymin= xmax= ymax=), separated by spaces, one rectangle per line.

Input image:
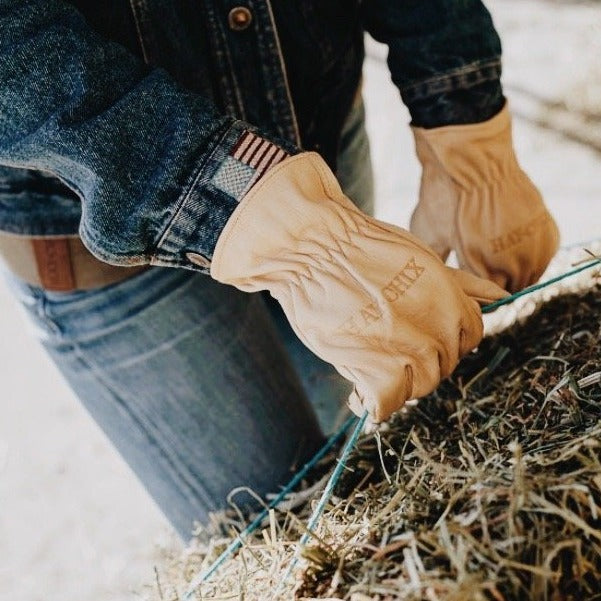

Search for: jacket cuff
xmin=402 ymin=59 xmax=505 ymax=129
xmin=153 ymin=121 xmax=292 ymax=274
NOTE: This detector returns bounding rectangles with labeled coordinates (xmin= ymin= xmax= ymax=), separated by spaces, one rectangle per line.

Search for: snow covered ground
xmin=1 ymin=1 xmax=600 ymax=599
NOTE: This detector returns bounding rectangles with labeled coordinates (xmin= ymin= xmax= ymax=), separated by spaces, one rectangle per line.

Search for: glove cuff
xmin=210 ymin=152 xmax=349 ymax=289
xmin=412 ymin=103 xmax=518 ymax=187
xmin=412 ymin=100 xmax=510 ymax=140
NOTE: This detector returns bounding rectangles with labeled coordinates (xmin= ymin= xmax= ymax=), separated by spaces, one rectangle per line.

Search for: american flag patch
xmin=211 ymin=132 xmax=289 ymax=200
xmin=231 ymin=131 xmax=288 ymax=176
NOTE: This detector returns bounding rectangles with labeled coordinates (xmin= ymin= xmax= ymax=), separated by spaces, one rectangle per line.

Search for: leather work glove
xmin=210 ymin=152 xmax=507 ymax=422
xmin=410 ymin=103 xmax=560 ymax=293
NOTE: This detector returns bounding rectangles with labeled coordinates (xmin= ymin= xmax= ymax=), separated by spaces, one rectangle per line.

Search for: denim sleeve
xmin=362 ymin=0 xmax=505 ymax=128
xmin=0 ymin=0 xmax=293 ymax=272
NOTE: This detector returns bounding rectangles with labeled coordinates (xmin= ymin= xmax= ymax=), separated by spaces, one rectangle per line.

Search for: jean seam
xmin=128 ymin=0 xmax=152 ymax=65
xmin=202 ymin=1 xmax=246 ymax=119
xmin=30 ymin=293 xmax=63 ymax=336
xmin=263 ymin=0 xmax=301 ymax=145
xmin=215 ymin=16 xmax=247 ymax=120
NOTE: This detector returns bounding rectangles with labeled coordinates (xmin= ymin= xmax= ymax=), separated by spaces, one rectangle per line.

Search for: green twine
xmin=182 ymin=413 xmax=358 ymax=599
xmin=276 ymin=411 xmax=369 ymax=593
xmin=481 ymin=258 xmax=600 ymax=314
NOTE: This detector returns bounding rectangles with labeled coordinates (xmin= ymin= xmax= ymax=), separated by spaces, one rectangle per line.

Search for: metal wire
xmin=183 ymin=413 xmax=358 ymax=598
xmin=482 ymin=258 xmax=600 ymax=313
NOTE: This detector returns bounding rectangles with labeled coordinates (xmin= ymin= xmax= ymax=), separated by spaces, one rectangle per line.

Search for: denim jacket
xmin=0 ymin=0 xmax=503 ymax=273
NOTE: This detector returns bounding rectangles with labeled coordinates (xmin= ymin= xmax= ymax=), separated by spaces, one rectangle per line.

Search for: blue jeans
xmin=4 ymin=101 xmax=373 ymax=540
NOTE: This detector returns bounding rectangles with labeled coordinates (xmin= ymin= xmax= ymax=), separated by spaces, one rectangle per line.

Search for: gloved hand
xmin=210 ymin=152 xmax=507 ymax=422
xmin=410 ymin=103 xmax=560 ymax=293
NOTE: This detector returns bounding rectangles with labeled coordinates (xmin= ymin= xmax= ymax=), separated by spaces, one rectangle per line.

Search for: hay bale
xmin=148 ymin=251 xmax=601 ymax=601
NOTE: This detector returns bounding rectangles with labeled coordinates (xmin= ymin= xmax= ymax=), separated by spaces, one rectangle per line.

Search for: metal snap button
xmin=186 ymin=252 xmax=211 ymax=269
xmin=228 ymin=7 xmax=253 ymax=31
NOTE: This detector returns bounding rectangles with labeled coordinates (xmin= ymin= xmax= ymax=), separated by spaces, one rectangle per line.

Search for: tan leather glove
xmin=210 ymin=153 xmax=507 ymax=422
xmin=410 ymin=104 xmax=560 ymax=293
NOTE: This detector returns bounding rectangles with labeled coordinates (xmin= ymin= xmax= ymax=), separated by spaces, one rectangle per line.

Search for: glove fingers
xmin=458 ymin=299 xmax=485 ymax=356
xmin=347 ymin=386 xmax=365 ymax=419
xmin=448 ymin=267 xmax=509 ymax=304
xmin=376 ymin=364 xmax=414 ymax=423
xmin=508 ymin=214 xmax=560 ymax=292
xmin=347 ymin=332 xmax=460 ymax=423
xmin=347 ymin=363 xmax=414 ymax=423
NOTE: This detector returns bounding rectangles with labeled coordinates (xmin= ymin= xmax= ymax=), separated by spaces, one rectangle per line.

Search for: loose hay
xmin=149 ymin=260 xmax=601 ymax=601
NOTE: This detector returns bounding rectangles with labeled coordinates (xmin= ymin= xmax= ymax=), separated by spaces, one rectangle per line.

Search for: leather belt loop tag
xmin=31 ymin=238 xmax=75 ymax=291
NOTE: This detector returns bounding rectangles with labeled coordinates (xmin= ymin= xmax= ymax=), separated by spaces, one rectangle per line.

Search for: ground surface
xmin=1 ymin=1 xmax=600 ymax=600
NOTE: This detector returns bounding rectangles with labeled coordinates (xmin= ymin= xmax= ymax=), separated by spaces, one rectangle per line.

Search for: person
xmin=0 ymin=0 xmax=559 ymax=539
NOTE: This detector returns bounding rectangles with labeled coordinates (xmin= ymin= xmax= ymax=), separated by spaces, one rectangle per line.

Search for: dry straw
xmin=148 ymin=247 xmax=601 ymax=601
